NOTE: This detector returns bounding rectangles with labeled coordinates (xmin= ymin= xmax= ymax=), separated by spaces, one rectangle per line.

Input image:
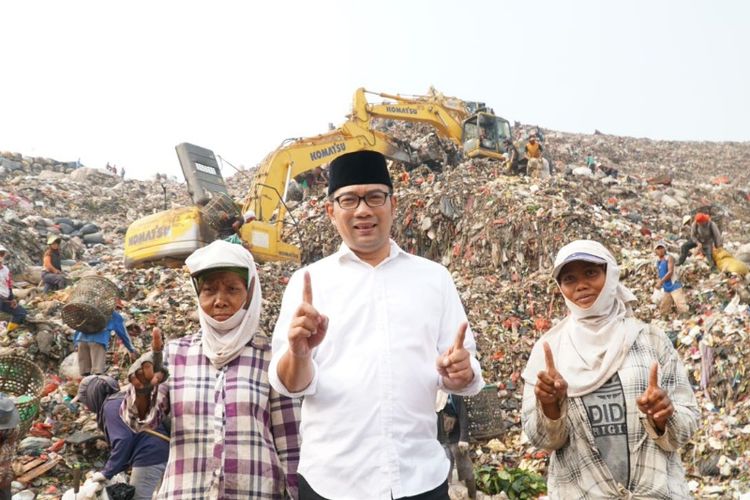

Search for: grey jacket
xmin=691 ymin=221 xmax=722 ymax=247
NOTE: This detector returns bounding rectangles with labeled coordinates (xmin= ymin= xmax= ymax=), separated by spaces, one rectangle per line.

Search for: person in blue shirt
xmin=74 ymin=307 xmax=137 ymax=376
xmin=655 ymin=241 xmax=688 ymax=317
xmin=77 ymin=375 xmax=169 ymax=500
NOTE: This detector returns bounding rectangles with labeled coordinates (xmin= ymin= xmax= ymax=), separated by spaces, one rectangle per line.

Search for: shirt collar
xmin=335 ymin=240 xmax=407 ymax=267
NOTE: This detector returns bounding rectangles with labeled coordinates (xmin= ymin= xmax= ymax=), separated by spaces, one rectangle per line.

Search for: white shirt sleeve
xmin=269 ymin=269 xmax=320 ymax=398
xmin=436 ymin=267 xmax=485 ymax=396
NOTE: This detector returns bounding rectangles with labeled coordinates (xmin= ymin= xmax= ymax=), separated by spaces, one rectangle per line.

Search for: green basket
xmin=0 ymin=356 xmax=44 ymax=438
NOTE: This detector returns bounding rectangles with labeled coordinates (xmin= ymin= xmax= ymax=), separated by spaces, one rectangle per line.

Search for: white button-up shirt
xmin=270 ymin=241 xmax=484 ymax=499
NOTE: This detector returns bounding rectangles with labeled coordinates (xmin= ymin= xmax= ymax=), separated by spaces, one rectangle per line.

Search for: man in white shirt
xmin=270 ymin=151 xmax=485 ymax=500
xmin=0 ymin=245 xmax=27 ymax=334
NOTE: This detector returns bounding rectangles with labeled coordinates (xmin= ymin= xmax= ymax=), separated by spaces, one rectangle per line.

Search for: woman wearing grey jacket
xmin=521 ymin=240 xmax=698 ymax=499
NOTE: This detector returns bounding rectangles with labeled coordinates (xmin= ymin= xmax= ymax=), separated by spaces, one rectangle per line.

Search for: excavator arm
xmin=351 ymin=87 xmax=511 ymax=160
xmin=123 ymin=87 xmax=512 ymax=268
xmin=243 ymin=125 xmax=410 ymax=222
xmin=351 ymin=88 xmax=469 ymax=146
xmin=238 ymin=123 xmax=413 ymax=263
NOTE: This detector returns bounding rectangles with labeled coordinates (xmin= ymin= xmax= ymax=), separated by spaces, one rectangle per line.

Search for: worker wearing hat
xmin=0 ymin=396 xmax=19 ymax=498
xmin=677 ymin=213 xmax=723 ymax=269
xmin=654 ymin=241 xmax=689 ymax=317
xmin=41 ymin=234 xmax=67 ymax=291
xmin=521 ymin=240 xmax=697 ymax=498
xmin=525 ymin=134 xmax=544 ymax=179
xmin=270 ymin=150 xmax=484 ymax=499
xmin=76 ymin=375 xmax=169 ymax=499
xmin=123 ymin=240 xmax=301 ymax=499
xmin=0 ymin=245 xmax=27 ymax=335
xmin=74 ymin=300 xmax=137 ymax=376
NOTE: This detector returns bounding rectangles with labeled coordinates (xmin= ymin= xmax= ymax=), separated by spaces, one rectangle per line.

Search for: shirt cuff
xmin=536 ymin=397 xmax=568 ymax=429
xmin=122 ymin=384 xmax=162 ymax=431
xmin=641 ymin=413 xmax=674 ymax=445
xmin=268 ymin=347 xmax=319 ymax=398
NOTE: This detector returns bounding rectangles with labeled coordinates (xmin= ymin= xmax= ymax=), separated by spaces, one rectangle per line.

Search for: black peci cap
xmin=327 ymin=151 xmax=392 ymax=196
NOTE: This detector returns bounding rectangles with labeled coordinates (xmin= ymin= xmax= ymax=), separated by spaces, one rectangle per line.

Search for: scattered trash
xmin=1 ymin=123 xmax=749 ymax=496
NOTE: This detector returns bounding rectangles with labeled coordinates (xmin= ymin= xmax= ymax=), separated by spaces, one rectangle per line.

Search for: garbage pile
xmin=1 ymin=125 xmax=749 ymax=498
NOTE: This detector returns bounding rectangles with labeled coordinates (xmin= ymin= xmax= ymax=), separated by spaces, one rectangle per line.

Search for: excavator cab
xmin=461 ymin=113 xmax=512 ymax=160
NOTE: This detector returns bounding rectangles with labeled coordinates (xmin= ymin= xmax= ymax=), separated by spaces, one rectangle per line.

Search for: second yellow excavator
xmin=124 ymin=88 xmax=512 ymax=268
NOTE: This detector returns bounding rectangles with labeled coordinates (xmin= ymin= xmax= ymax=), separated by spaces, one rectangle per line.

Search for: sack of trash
xmin=713 ymin=248 xmax=749 ymax=276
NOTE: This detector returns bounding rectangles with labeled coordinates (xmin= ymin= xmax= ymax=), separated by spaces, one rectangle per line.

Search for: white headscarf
xmin=185 ymin=240 xmax=263 ymax=369
xmin=521 ymin=240 xmax=645 ymax=397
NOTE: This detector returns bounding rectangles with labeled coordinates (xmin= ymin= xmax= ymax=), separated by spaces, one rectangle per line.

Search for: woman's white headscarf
xmin=185 ymin=240 xmax=263 ymax=369
xmin=521 ymin=240 xmax=645 ymax=397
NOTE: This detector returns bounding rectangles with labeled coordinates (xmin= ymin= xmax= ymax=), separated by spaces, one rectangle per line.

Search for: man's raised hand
xmin=288 ymin=271 xmax=328 ymax=358
xmin=437 ymin=322 xmax=474 ymax=391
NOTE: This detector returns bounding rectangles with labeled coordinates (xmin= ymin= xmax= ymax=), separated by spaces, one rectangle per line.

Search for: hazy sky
xmin=1 ymin=0 xmax=748 ymax=180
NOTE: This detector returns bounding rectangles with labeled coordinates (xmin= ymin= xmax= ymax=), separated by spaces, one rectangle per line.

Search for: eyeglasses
xmin=333 ymin=190 xmax=391 ymax=210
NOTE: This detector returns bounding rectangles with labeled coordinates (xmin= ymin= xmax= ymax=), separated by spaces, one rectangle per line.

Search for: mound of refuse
xmin=1 ymin=125 xmax=750 ymax=497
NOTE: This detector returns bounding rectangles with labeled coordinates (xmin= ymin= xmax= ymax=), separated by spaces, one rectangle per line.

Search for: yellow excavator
xmin=123 ymin=88 xmax=511 ymax=267
xmin=350 ymin=87 xmax=511 ymax=160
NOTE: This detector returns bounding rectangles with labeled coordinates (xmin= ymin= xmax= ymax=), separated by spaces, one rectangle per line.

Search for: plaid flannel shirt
xmin=522 ymin=324 xmax=699 ymax=499
xmin=121 ymin=333 xmax=300 ymax=499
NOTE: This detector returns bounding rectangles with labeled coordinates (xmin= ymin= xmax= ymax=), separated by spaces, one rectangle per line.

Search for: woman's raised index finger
xmin=648 ymin=361 xmax=659 ymax=389
xmin=543 ymin=342 xmax=556 ymax=372
xmin=152 ymin=327 xmax=163 ymax=352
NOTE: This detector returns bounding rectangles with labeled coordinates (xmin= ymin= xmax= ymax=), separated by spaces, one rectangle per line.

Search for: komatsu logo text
xmin=309 ymin=143 xmax=346 ymax=161
xmin=128 ymin=225 xmax=171 ymax=246
xmin=386 ymin=106 xmax=418 ymax=115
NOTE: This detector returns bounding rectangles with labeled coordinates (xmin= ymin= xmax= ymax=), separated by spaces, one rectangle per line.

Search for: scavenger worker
xmin=77 ymin=375 xmax=169 ymax=500
xmin=677 ymin=212 xmax=723 ymax=269
xmin=0 ymin=397 xmax=19 ymax=500
xmin=525 ymin=135 xmax=544 ymax=178
xmin=122 ymin=240 xmax=300 ymax=499
xmin=654 ymin=241 xmax=688 ymax=317
xmin=521 ymin=240 xmax=698 ymax=498
xmin=0 ymin=245 xmax=27 ymax=334
xmin=74 ymin=306 xmax=138 ymax=376
xmin=42 ymin=235 xmax=67 ymax=291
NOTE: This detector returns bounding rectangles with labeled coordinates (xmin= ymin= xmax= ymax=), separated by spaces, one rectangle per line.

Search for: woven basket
xmin=199 ymin=192 xmax=241 ymax=234
xmin=62 ymin=276 xmax=119 ymax=333
xmin=0 ymin=356 xmax=44 ymax=438
xmin=466 ymin=384 xmax=504 ymax=441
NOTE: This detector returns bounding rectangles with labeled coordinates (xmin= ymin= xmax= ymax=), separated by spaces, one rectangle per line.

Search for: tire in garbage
xmin=78 ymin=223 xmax=100 ymax=236
xmin=82 ymin=232 xmax=105 ymax=245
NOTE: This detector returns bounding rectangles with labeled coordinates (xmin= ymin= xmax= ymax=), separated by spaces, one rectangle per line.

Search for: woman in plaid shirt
xmin=122 ymin=240 xmax=301 ymax=499
xmin=522 ymin=240 xmax=698 ymax=499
